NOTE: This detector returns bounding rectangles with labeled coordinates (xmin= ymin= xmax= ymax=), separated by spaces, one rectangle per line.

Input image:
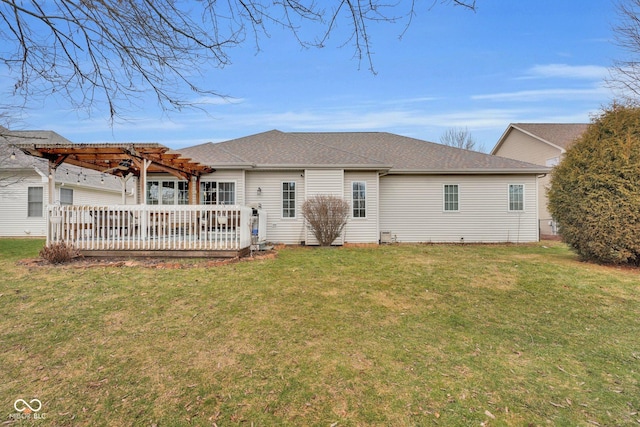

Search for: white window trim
xmin=199 ymin=180 xmax=237 ymax=205
xmin=352 ymin=181 xmax=367 ymax=219
xmin=27 ymin=186 xmax=44 ymax=218
xmin=60 ymin=187 xmax=74 ymax=206
xmin=282 ymin=181 xmax=297 ymax=219
xmin=508 ymin=183 xmax=525 ymax=212
xmin=147 ymin=179 xmax=190 ymax=205
xmin=443 ymin=184 xmax=460 ymax=212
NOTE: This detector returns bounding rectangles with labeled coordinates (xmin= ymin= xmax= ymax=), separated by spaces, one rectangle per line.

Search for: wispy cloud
xmin=471 ymin=86 xmax=611 ymax=102
xmin=519 ymin=64 xmax=609 ymax=80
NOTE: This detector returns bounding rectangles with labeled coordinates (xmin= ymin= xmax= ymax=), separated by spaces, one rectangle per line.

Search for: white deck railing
xmin=46 ymin=205 xmax=253 ymax=252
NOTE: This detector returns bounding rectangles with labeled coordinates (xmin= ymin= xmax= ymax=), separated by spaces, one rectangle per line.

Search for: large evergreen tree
xmin=548 ymin=104 xmax=640 ymax=265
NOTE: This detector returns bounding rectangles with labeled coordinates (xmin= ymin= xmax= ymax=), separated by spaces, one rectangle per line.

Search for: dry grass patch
xmin=1 ymin=239 xmax=640 ymax=425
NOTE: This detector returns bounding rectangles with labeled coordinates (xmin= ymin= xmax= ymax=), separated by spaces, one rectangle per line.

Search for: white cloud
xmin=471 ymin=86 xmax=611 ymax=102
xmin=520 ymin=64 xmax=609 ymax=80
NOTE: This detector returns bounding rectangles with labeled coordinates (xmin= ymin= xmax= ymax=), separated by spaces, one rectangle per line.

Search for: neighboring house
xmin=491 ymin=123 xmax=589 ymax=237
xmin=179 ymin=130 xmax=549 ymax=244
xmin=0 ymin=130 xmax=135 ymax=237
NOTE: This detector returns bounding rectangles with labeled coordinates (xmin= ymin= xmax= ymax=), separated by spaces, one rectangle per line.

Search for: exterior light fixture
xmin=10 ymin=151 xmax=16 ymax=160
xmin=257 ymin=187 xmax=262 ymax=195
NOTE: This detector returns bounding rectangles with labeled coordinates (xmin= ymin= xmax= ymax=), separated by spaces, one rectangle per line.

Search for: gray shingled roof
xmin=509 ymin=123 xmax=589 ymax=150
xmin=179 ymin=130 xmax=548 ymax=174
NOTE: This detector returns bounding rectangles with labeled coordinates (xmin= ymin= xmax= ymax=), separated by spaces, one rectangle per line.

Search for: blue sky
xmin=6 ymin=1 xmax=622 ymax=151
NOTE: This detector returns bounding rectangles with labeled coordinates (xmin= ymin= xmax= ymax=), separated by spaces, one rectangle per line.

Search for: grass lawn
xmin=1 ymin=239 xmax=639 ymax=426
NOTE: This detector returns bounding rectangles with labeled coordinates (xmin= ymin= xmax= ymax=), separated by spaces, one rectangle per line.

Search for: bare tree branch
xmin=0 ymin=0 xmax=476 ymax=120
xmin=609 ymin=0 xmax=640 ymax=102
xmin=439 ymin=127 xmax=478 ymax=151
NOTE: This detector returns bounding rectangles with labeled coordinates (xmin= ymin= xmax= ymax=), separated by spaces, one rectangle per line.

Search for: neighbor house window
xmin=200 ymin=181 xmax=235 ymax=205
xmin=546 ymin=157 xmax=560 ymax=167
xmin=147 ymin=180 xmax=189 ymax=205
xmin=60 ymin=188 xmax=73 ymax=206
xmin=352 ymin=181 xmax=366 ymax=218
xmin=443 ymin=184 xmax=459 ymax=211
xmin=28 ymin=187 xmax=43 ymax=217
xmin=282 ymin=182 xmax=296 ymax=218
xmin=509 ymin=184 xmax=524 ymax=211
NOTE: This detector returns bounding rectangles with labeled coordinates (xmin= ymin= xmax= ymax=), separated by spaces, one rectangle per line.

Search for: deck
xmin=47 ymin=205 xmax=255 ymax=258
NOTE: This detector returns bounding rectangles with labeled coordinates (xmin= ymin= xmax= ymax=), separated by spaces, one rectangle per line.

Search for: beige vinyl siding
xmin=245 ymin=170 xmax=306 ymax=245
xmin=494 ymin=130 xmax=562 ymax=166
xmin=379 ymin=174 xmax=539 ymax=243
xmin=305 ymin=169 xmax=344 ymax=245
xmin=494 ymin=128 xmax=561 ymax=236
xmin=343 ymin=171 xmax=379 ymax=243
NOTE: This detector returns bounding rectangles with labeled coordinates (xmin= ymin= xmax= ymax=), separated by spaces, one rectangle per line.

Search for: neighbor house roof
xmin=0 ymin=130 xmax=128 ymax=190
xmin=0 ymin=128 xmax=131 ymax=192
xmin=491 ymin=123 xmax=589 ymax=155
xmin=180 ymin=130 xmax=549 ymax=174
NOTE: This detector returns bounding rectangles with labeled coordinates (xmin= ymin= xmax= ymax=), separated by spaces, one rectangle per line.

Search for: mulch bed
xmin=17 ymin=250 xmax=277 ymax=269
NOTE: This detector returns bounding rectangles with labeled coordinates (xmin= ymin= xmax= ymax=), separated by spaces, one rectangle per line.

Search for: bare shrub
xmin=39 ymin=241 xmax=79 ymax=265
xmin=302 ymin=195 xmax=350 ymax=246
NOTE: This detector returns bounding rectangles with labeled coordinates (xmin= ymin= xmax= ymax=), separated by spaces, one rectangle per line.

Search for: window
xmin=60 ymin=188 xmax=73 ymax=206
xmin=201 ymin=181 xmax=217 ymax=205
xmin=509 ymin=184 xmax=524 ymax=211
xmin=282 ymin=182 xmax=296 ymax=218
xmin=28 ymin=187 xmax=43 ymax=217
xmin=161 ymin=181 xmax=175 ymax=205
xmin=200 ymin=181 xmax=235 ymax=205
xmin=352 ymin=181 xmax=366 ymax=218
xmin=147 ymin=180 xmax=189 ymax=205
xmin=218 ymin=182 xmax=235 ymax=205
xmin=177 ymin=181 xmax=189 ymax=205
xmin=546 ymin=157 xmax=560 ymax=167
xmin=443 ymin=184 xmax=459 ymax=211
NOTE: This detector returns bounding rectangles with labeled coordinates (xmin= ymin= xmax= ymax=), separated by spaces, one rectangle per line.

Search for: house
xmin=0 ymin=130 xmax=135 ymax=237
xmin=9 ymin=129 xmax=550 ymax=255
xmin=491 ymin=123 xmax=588 ymax=237
xmin=178 ymin=130 xmax=549 ymax=245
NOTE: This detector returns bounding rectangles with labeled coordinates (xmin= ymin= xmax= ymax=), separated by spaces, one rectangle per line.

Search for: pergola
xmin=13 ymin=142 xmax=214 ymax=205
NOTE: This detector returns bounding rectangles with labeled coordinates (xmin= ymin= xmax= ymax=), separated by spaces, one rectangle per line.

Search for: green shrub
xmin=39 ymin=241 xmax=78 ymax=264
xmin=548 ymin=103 xmax=640 ymax=265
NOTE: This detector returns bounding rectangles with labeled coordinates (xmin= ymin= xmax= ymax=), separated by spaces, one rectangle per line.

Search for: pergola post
xmin=47 ymin=160 xmax=56 ymax=205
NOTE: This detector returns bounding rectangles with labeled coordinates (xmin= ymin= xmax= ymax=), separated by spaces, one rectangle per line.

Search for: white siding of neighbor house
xmin=494 ymin=129 xmax=562 ymax=236
xmin=0 ymin=171 xmax=129 ymax=237
xmin=343 ymin=171 xmax=379 ymax=243
xmin=245 ymin=170 xmax=307 ymax=245
xmin=305 ymin=169 xmax=344 ymax=245
xmin=379 ymin=174 xmax=539 ymax=243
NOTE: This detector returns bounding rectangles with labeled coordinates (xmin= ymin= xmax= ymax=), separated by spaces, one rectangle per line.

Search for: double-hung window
xmin=352 ymin=182 xmax=366 ymax=218
xmin=60 ymin=188 xmax=73 ymax=206
xmin=508 ymin=184 xmax=524 ymax=211
xmin=282 ymin=182 xmax=296 ymax=218
xmin=28 ymin=187 xmax=43 ymax=217
xmin=443 ymin=184 xmax=459 ymax=212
